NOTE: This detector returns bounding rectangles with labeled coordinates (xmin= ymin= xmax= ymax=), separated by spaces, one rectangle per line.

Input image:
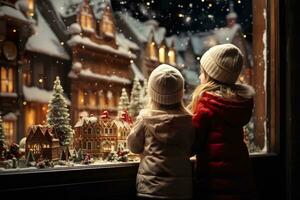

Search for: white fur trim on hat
xmin=148 ymin=64 xmax=184 ymax=105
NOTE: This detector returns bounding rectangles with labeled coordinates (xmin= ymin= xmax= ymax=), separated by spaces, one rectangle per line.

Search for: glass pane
xmin=0 ymin=0 xmax=272 ymax=172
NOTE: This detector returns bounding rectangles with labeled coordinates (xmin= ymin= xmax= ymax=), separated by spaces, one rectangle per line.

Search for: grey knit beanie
xmin=200 ymin=43 xmax=244 ymax=84
xmin=148 ymin=64 xmax=184 ymax=105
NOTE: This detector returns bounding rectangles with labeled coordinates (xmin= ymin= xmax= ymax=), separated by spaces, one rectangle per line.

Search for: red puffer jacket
xmin=193 ymin=92 xmax=257 ymax=200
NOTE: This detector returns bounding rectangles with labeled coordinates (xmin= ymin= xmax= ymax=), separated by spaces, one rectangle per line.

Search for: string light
xmin=178 ymin=13 xmax=184 ymax=18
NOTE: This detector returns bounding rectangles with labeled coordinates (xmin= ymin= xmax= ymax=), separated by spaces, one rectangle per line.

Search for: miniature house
xmin=25 ymin=125 xmax=60 ymax=162
xmin=74 ymin=115 xmax=102 ymax=156
xmin=74 ymin=111 xmax=131 ymax=158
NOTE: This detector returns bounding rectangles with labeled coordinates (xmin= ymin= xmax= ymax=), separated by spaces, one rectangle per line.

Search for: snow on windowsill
xmin=3 ymin=112 xmax=18 ymax=121
xmin=0 ymin=92 xmax=18 ymax=97
xmin=23 ymin=86 xmax=70 ymax=105
xmin=116 ymin=33 xmax=139 ymax=51
xmin=82 ymin=27 xmax=95 ymax=33
xmin=69 ymin=68 xmax=131 ymax=85
xmin=0 ymin=5 xmax=32 ymax=23
xmin=67 ymin=35 xmax=136 ymax=59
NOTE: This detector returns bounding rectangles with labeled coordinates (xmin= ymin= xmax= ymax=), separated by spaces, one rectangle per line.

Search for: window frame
xmin=0 ymin=0 xmax=281 ymax=180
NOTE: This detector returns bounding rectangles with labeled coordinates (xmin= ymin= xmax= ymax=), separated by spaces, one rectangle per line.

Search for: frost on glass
xmin=0 ymin=0 xmax=267 ymax=171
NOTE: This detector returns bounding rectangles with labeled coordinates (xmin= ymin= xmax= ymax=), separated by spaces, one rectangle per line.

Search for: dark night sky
xmin=111 ymin=0 xmax=253 ymax=41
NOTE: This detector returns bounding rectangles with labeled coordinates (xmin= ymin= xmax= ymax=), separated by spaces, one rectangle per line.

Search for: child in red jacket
xmin=189 ymin=44 xmax=257 ymax=200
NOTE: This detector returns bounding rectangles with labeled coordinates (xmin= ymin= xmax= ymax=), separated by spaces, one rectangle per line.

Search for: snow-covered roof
xmin=0 ymin=5 xmax=32 ymax=23
xmin=67 ymin=35 xmax=136 ymax=59
xmin=190 ymin=34 xmax=217 ymax=55
xmin=116 ymin=33 xmax=139 ymax=51
xmin=173 ymin=35 xmax=190 ymax=52
xmin=130 ymin=62 xmax=144 ymax=81
xmin=51 ymin=0 xmax=111 ymax=19
xmin=112 ymin=118 xmax=131 ymax=129
xmin=152 ymin=27 xmax=166 ymax=45
xmin=23 ymin=86 xmax=71 ymax=105
xmin=50 ymin=0 xmax=80 ymax=18
xmin=116 ymin=12 xmax=166 ymax=44
xmin=3 ymin=112 xmax=17 ymax=121
xmin=165 ymin=36 xmax=176 ymax=48
xmin=91 ymin=0 xmax=110 ymax=19
xmin=182 ymin=69 xmax=200 ymax=86
xmin=25 ymin=9 xmax=70 ymax=60
xmin=214 ymin=24 xmax=241 ymax=44
xmin=176 ymin=53 xmax=185 ymax=68
xmin=74 ymin=115 xmax=98 ymax=127
xmin=69 ymin=68 xmax=131 ymax=84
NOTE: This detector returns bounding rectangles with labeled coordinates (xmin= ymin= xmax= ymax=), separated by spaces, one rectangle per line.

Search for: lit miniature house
xmin=73 ymin=111 xmax=131 ymax=159
xmin=74 ymin=115 xmax=102 ymax=157
xmin=25 ymin=125 xmax=60 ymax=162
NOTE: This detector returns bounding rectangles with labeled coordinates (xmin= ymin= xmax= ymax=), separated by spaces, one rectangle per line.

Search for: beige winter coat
xmin=127 ymin=109 xmax=196 ymax=199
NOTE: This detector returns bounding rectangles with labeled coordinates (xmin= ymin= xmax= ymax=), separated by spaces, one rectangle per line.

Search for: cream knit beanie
xmin=200 ymin=43 xmax=244 ymax=84
xmin=148 ymin=64 xmax=184 ymax=105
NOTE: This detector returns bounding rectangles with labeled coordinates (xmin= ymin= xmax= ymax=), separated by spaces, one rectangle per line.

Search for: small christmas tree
xmin=47 ymin=77 xmax=73 ymax=146
xmin=129 ymin=77 xmax=143 ymax=117
xmin=118 ymin=88 xmax=130 ymax=116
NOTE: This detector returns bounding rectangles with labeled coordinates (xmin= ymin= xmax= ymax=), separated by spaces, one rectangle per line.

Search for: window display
xmin=0 ymin=0 xmax=275 ymax=172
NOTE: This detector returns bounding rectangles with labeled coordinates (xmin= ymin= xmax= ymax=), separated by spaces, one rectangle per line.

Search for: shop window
xmin=87 ymin=142 xmax=91 ymax=150
xmin=98 ymin=92 xmax=106 ymax=109
xmin=27 ymin=0 xmax=35 ymax=17
xmin=3 ymin=121 xmax=14 ymax=144
xmin=25 ymin=107 xmax=36 ymax=133
xmin=107 ymin=91 xmax=114 ymax=108
xmin=0 ymin=0 xmax=280 ymax=174
xmin=102 ymin=13 xmax=114 ymax=36
xmin=168 ymin=49 xmax=176 ymax=65
xmin=80 ymin=7 xmax=93 ymax=30
xmin=78 ymin=90 xmax=85 ymax=107
xmin=23 ymin=65 xmax=32 ymax=86
xmin=89 ymin=91 xmax=97 ymax=107
xmin=149 ymin=41 xmax=157 ymax=60
xmin=159 ymin=46 xmax=166 ymax=63
xmin=0 ymin=66 xmax=14 ymax=93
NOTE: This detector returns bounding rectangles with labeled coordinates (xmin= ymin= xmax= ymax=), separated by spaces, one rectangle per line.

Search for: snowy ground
xmin=0 ymin=160 xmax=140 ymax=173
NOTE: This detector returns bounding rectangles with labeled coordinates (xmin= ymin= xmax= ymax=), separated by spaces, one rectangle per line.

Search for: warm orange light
xmin=159 ymin=46 xmax=166 ymax=63
xmin=1 ymin=67 xmax=14 ymax=93
xmin=90 ymin=92 xmax=97 ymax=107
xmin=168 ymin=50 xmax=176 ymax=65
xmin=149 ymin=42 xmax=157 ymax=60
xmin=3 ymin=121 xmax=14 ymax=144
xmin=78 ymin=90 xmax=85 ymax=107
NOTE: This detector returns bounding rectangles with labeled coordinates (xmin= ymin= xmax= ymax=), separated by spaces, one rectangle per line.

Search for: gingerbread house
xmin=73 ymin=111 xmax=132 ymax=159
xmin=25 ymin=125 xmax=60 ymax=162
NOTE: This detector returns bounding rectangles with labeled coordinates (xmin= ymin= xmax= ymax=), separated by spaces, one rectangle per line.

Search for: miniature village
xmin=0 ymin=76 xmax=143 ymax=170
xmin=0 ymin=0 xmax=262 ymax=171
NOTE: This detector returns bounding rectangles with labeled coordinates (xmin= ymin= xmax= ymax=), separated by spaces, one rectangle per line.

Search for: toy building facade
xmin=25 ymin=125 xmax=60 ymax=162
xmin=73 ymin=112 xmax=131 ymax=158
